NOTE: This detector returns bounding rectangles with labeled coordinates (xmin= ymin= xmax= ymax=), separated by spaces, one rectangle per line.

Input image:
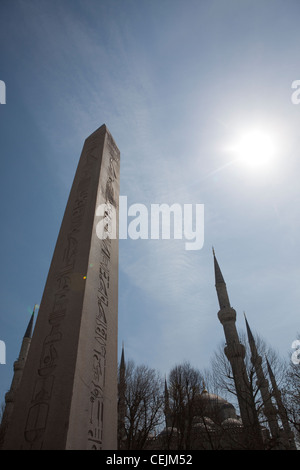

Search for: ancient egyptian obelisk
xmin=2 ymin=124 xmax=120 ymax=450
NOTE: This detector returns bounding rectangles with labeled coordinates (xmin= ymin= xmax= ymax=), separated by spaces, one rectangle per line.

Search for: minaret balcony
xmin=224 ymin=342 xmax=246 ymax=360
xmin=218 ymin=307 xmax=237 ymax=324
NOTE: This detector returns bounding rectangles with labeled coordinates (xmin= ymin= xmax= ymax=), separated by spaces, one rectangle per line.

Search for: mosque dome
xmin=198 ymin=390 xmax=227 ymax=404
xmin=193 ymin=389 xmax=239 ymax=424
xmin=192 ymin=416 xmax=215 ymax=430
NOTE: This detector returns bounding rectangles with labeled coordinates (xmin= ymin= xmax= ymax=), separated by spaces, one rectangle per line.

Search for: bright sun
xmin=231 ymin=129 xmax=277 ymax=169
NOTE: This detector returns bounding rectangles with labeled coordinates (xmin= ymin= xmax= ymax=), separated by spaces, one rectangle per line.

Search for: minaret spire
xmin=0 ymin=306 xmax=36 ymax=448
xmin=244 ymin=313 xmax=280 ymax=443
xmin=120 ymin=342 xmax=125 ymax=370
xmin=118 ymin=343 xmax=127 ymax=449
xmin=24 ymin=311 xmax=35 ymax=339
xmin=164 ymin=377 xmax=172 ymax=429
xmin=213 ymin=250 xmax=263 ymax=449
xmin=266 ymin=357 xmax=296 ymax=449
xmin=213 ymin=248 xmax=230 ymax=309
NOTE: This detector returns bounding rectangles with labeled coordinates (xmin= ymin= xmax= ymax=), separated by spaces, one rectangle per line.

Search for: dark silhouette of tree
xmin=119 ymin=359 xmax=164 ymax=449
xmin=167 ymin=361 xmax=203 ymax=450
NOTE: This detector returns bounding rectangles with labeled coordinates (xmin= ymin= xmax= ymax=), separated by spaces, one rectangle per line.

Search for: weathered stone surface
xmin=2 ymin=125 xmax=120 ymax=450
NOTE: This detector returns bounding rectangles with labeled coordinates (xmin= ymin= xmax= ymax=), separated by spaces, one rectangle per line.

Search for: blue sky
xmin=1 ymin=0 xmax=300 ymax=404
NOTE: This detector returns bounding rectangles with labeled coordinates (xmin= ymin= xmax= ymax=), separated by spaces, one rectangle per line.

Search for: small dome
xmin=192 ymin=416 xmax=215 ymax=430
xmin=221 ymin=417 xmax=243 ymax=428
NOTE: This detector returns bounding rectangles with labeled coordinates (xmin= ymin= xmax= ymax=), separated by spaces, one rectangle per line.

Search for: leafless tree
xmin=119 ymin=359 xmax=164 ymax=449
xmin=167 ymin=361 xmax=203 ymax=450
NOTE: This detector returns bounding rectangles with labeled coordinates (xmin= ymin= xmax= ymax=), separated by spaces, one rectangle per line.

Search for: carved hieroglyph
xmin=2 ymin=125 xmax=120 ymax=450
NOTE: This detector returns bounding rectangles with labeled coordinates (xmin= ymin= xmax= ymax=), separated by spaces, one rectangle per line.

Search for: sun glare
xmin=232 ymin=129 xmax=277 ymax=169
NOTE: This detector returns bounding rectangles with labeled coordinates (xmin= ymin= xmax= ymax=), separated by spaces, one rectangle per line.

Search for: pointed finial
xmin=212 ymin=246 xmax=215 ymax=256
xmin=213 ymin=248 xmax=226 ymax=284
xmin=244 ymin=312 xmax=256 ymax=349
xmin=120 ymin=342 xmax=125 ymax=369
xmin=24 ymin=305 xmax=37 ymax=339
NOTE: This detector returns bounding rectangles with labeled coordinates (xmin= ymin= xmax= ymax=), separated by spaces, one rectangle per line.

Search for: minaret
xmin=118 ymin=344 xmax=126 ymax=449
xmin=213 ymin=249 xmax=263 ymax=449
xmin=164 ymin=377 xmax=172 ymax=429
xmin=266 ymin=357 xmax=297 ymax=449
xmin=0 ymin=306 xmax=36 ymax=446
xmin=244 ymin=313 xmax=280 ymax=441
